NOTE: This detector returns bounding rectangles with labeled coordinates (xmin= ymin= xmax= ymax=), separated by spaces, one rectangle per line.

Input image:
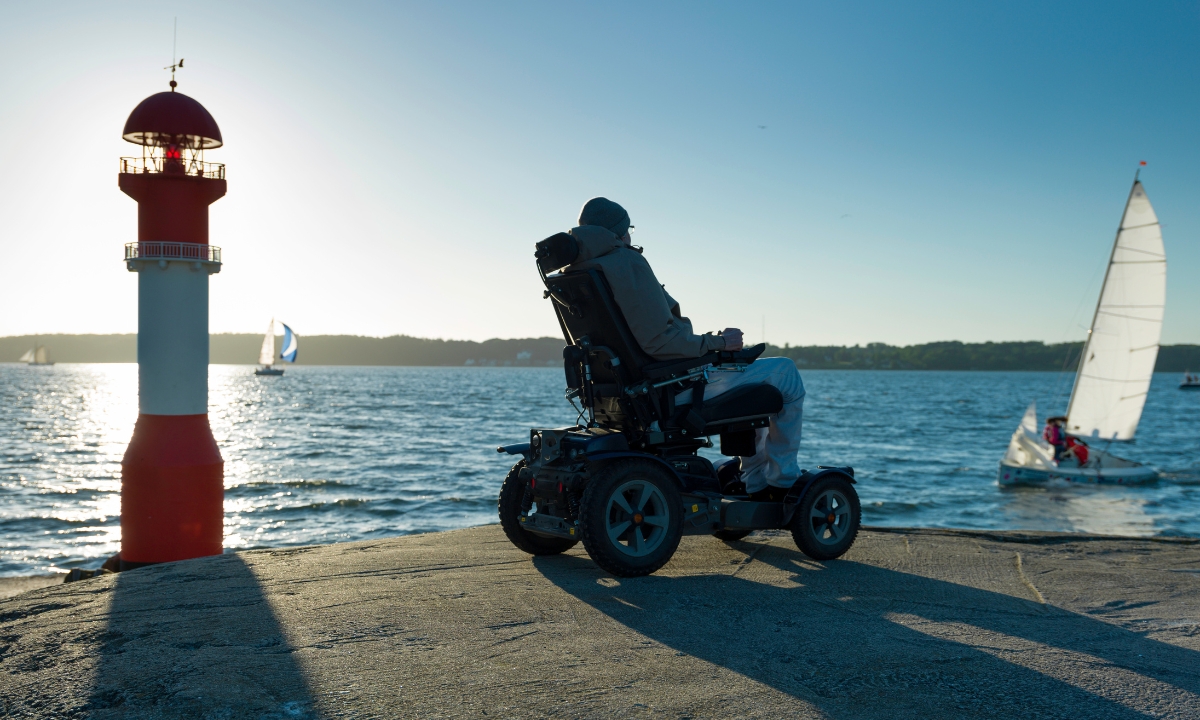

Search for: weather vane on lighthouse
xmin=165 ymin=58 xmax=183 ymax=91
xmin=165 ymin=18 xmax=183 ymax=91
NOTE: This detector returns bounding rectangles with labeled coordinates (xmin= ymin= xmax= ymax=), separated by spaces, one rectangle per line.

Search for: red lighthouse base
xmin=120 ymin=414 xmax=224 ymax=567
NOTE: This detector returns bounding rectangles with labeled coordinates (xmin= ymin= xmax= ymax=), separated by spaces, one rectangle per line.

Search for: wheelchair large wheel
xmin=498 ymin=461 xmax=578 ymax=556
xmin=790 ymin=475 xmax=860 ymax=561
xmin=579 ymin=459 xmax=683 ymax=577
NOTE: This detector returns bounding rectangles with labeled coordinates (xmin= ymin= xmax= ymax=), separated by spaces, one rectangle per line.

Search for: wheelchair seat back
xmin=541 ymin=259 xmax=781 ymax=449
xmin=543 ymin=269 xmax=655 ymax=427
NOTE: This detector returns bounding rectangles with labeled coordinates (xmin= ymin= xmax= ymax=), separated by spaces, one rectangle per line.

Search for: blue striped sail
xmin=281 ymin=324 xmax=299 ymax=363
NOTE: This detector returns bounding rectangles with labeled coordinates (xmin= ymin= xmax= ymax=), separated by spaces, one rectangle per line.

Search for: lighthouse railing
xmin=125 ymin=242 xmax=222 ymax=264
xmin=119 ymin=156 xmax=226 ymax=180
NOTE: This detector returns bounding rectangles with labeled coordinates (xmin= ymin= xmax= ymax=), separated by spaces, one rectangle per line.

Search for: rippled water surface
xmin=2 ymin=364 xmax=1198 ymax=576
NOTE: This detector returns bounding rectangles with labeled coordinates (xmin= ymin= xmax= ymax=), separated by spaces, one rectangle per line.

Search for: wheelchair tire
xmin=790 ymin=475 xmax=861 ymax=561
xmin=713 ymin=529 xmax=752 ymax=542
xmin=497 ymin=461 xmax=578 ymax=556
xmin=579 ymin=459 xmax=684 ymax=577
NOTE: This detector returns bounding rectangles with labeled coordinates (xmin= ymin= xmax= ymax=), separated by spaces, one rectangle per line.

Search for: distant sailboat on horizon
xmin=19 ymin=339 xmax=53 ymax=366
xmin=255 ymin=319 xmax=299 ymax=376
xmin=999 ymin=174 xmax=1165 ymax=486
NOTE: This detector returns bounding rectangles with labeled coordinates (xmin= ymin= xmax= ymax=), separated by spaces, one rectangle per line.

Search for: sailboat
xmin=254 ymin=319 xmax=298 ymax=376
xmin=19 ymin=340 xmax=53 ymax=366
xmin=1179 ymin=370 xmax=1200 ymax=390
xmin=999 ymin=175 xmax=1165 ymax=486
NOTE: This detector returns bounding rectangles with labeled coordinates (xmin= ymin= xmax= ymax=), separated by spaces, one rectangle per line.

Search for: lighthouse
xmin=117 ymin=80 xmax=226 ymax=569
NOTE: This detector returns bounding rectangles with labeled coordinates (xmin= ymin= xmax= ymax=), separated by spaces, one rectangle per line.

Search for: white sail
xmin=258 ymin=319 xmax=276 ymax=366
xmin=19 ymin=348 xmax=34 ymax=363
xmin=34 ymin=346 xmax=49 ymax=364
xmin=1066 ymin=180 xmax=1166 ymax=441
xmin=1003 ymin=402 xmax=1056 ymax=469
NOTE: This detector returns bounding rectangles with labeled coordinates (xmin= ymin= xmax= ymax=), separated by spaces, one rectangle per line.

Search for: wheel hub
xmin=604 ymin=479 xmax=669 ymax=558
xmin=808 ymin=489 xmax=851 ymax=546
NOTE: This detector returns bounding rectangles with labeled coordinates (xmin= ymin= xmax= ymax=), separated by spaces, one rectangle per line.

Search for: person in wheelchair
xmin=564 ymin=197 xmax=806 ymax=502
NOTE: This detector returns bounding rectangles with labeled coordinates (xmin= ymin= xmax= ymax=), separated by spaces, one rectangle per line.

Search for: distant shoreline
xmin=4 ymin=362 xmax=1199 ymax=374
xmin=3 ymin=334 xmax=1200 ymax=371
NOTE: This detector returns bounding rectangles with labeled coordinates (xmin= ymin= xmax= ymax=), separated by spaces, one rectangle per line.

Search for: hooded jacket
xmin=565 ymin=225 xmax=726 ymax=360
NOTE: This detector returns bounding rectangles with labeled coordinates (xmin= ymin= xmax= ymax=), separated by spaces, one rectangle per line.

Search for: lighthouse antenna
xmin=164 ymin=18 xmax=183 ymax=91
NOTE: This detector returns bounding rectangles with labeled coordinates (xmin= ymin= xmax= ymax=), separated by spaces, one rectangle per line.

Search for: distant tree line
xmin=765 ymin=341 xmax=1200 ymax=372
xmin=4 ymin=335 xmax=1200 ymax=371
xmin=0 ymin=334 xmax=565 ymax=367
xmin=766 ymin=341 xmax=1086 ymax=371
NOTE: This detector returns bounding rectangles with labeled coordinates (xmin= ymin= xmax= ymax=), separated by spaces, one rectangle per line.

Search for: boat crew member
xmin=561 ymin=197 xmax=805 ymax=501
xmin=1043 ymin=416 xmax=1068 ymax=462
xmin=1063 ymin=436 xmax=1090 ymax=467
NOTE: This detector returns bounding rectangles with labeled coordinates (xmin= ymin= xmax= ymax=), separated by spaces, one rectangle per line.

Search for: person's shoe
xmin=783 ymin=471 xmax=811 ymax=502
xmin=748 ymin=485 xmax=788 ymax=503
xmin=748 ymin=475 xmax=808 ymax=502
xmin=716 ymin=460 xmax=746 ymax=495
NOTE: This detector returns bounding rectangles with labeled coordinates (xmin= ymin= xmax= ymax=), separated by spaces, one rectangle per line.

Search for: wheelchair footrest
xmin=680 ymin=493 xmax=724 ymax=535
xmin=519 ymin=512 xmax=578 ymax=540
xmin=721 ymin=499 xmax=791 ymax=530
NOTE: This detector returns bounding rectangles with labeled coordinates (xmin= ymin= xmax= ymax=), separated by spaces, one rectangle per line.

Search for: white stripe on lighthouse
xmin=137 ymin=261 xmax=210 ymax=415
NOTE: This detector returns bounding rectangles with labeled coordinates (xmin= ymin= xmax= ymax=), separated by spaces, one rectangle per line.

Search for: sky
xmin=1 ymin=1 xmax=1198 ymax=346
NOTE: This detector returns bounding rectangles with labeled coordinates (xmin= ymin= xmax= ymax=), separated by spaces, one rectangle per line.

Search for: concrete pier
xmin=2 ymin=526 xmax=1199 ymax=718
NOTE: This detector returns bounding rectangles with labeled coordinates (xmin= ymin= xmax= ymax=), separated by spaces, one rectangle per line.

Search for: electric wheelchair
xmin=496 ymin=233 xmax=861 ymax=577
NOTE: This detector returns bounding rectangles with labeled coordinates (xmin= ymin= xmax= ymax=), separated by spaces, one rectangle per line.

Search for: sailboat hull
xmin=997 ymin=455 xmax=1158 ymax=487
xmin=255 ymin=367 xmax=284 ymax=376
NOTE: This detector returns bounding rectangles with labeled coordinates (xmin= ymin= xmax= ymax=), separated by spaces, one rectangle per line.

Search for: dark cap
xmin=578 ymin=197 xmax=631 ymax=238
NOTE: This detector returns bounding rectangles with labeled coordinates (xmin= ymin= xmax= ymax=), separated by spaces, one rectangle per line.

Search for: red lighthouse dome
xmin=122 ymin=91 xmax=223 ymax=149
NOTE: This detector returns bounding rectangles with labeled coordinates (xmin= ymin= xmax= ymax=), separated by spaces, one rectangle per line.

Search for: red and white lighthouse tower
xmin=117 ymin=82 xmax=226 ymax=569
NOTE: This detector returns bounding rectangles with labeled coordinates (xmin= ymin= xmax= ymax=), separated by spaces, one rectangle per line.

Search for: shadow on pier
xmin=86 ymin=554 xmax=315 ymax=719
xmin=535 ymin=541 xmax=1200 ymax=718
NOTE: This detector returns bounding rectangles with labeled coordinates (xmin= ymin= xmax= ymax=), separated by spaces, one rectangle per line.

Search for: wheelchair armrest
xmin=642 ymin=353 xmax=720 ymax=380
xmin=641 ymin=343 xmax=767 ymax=380
xmin=714 ymin=343 xmax=766 ymax=366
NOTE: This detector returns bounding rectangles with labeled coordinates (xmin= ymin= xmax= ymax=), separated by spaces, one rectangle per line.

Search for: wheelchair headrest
xmin=535 ymin=232 xmax=579 ymax=275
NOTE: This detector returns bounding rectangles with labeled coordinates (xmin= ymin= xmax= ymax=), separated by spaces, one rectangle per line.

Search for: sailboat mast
xmin=1065 ymin=175 xmax=1141 ymax=424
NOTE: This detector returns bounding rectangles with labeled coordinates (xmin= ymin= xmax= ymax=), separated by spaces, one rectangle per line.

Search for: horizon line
xmin=4 ymin=333 xmax=1200 ymax=349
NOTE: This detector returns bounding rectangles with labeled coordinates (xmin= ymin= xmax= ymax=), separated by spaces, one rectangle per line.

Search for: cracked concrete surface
xmin=1 ymin=526 xmax=1199 ymax=718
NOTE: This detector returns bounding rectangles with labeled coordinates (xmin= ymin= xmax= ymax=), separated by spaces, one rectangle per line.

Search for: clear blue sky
xmin=1 ymin=1 xmax=1197 ymax=346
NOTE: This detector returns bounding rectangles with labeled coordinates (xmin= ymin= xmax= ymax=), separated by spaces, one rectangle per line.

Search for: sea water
xmin=1 ymin=364 xmax=1197 ymax=576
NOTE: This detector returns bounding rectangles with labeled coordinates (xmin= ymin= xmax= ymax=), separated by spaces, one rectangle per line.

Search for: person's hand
xmin=720 ymin=328 xmax=744 ymax=351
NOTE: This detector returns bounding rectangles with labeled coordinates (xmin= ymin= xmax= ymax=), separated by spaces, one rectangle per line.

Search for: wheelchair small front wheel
xmin=790 ymin=475 xmax=861 ymax=561
xmin=579 ymin=459 xmax=683 ymax=577
xmin=498 ymin=461 xmax=578 ymax=556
